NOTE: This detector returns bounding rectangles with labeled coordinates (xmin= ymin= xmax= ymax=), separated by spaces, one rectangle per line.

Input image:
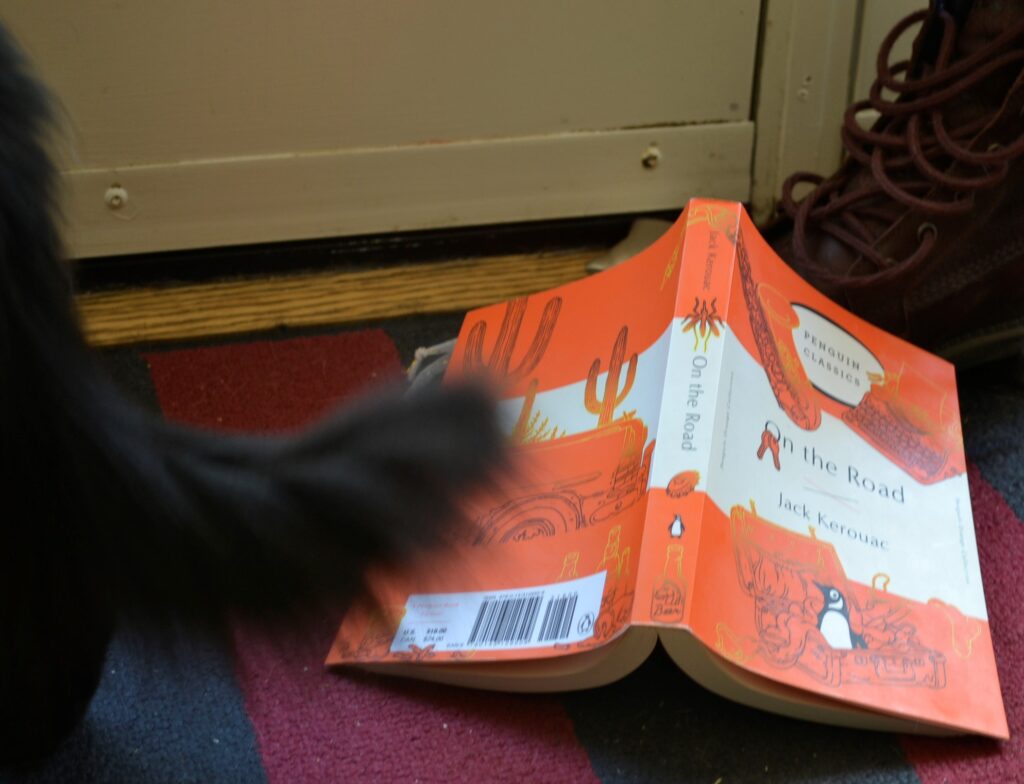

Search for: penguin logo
xmin=814 ymin=582 xmax=867 ymax=650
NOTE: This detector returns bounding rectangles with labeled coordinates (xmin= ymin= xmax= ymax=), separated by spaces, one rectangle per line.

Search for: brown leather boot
xmin=766 ymin=0 xmax=1024 ymax=366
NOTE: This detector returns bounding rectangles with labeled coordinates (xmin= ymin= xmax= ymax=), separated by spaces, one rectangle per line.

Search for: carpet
xmin=2 ymin=313 xmax=1020 ymax=783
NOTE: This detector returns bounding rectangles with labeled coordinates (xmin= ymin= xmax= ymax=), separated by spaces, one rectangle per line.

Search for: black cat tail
xmin=100 ymin=382 xmax=504 ymax=632
xmin=0 ymin=26 xmax=502 ymax=763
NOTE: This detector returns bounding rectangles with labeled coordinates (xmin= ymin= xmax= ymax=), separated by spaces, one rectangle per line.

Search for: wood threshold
xmin=78 ymin=248 xmax=601 ymax=347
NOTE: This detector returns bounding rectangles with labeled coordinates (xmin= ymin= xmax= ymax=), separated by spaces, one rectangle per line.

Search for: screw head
xmin=642 ymin=145 xmax=661 ymax=169
xmin=105 ymin=184 xmax=128 ymax=210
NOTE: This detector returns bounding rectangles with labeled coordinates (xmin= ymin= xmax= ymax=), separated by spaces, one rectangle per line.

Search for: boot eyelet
xmin=917 ymin=222 xmax=938 ymax=241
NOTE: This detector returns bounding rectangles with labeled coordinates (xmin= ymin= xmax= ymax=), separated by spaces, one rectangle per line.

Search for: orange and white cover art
xmin=330 ymin=211 xmax=681 ymax=664
xmin=328 ymin=199 xmax=1007 ymax=738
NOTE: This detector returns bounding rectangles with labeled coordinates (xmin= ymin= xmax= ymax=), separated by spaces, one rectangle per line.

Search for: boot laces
xmin=779 ymin=9 xmax=1024 ymax=287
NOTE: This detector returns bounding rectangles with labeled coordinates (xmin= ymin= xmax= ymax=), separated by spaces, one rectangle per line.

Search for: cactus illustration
xmin=463 ymin=296 xmax=562 ymax=384
xmin=585 ymin=325 xmax=638 ymax=427
xmin=513 ymin=379 xmax=565 ymax=443
xmin=511 ymin=378 xmax=540 ymax=441
xmin=464 ymin=296 xmax=562 ymax=439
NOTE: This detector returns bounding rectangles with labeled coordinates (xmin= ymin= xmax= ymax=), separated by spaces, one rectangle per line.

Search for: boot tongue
xmin=913 ymin=0 xmax=972 ymax=74
xmin=911 ymin=0 xmax=1024 ymax=165
xmin=946 ymin=0 xmax=1023 ymax=113
xmin=952 ymin=0 xmax=1022 ymax=59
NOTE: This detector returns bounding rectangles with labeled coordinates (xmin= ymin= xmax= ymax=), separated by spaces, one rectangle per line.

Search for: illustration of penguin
xmin=814 ymin=582 xmax=867 ymax=650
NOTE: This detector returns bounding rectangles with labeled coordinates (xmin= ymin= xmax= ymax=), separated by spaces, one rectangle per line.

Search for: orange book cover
xmin=327 ymin=199 xmax=1008 ymax=739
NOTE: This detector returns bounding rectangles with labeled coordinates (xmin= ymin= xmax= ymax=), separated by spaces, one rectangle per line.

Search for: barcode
xmin=391 ymin=571 xmax=606 ymax=654
xmin=467 ymin=593 xmax=544 ymax=646
xmin=538 ymin=593 xmax=579 ymax=642
xmin=465 ymin=592 xmax=581 ymax=647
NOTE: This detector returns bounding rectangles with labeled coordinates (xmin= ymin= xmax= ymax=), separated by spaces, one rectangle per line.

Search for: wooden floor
xmin=77 ymin=248 xmax=602 ymax=347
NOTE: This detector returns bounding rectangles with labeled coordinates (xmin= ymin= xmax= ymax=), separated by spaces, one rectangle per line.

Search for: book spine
xmin=633 ymin=200 xmax=739 ymax=628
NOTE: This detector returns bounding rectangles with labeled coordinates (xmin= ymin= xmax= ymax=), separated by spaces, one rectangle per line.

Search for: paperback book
xmin=328 ymin=199 xmax=1007 ymax=738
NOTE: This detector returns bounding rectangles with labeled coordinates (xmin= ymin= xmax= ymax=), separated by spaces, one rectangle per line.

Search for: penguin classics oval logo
xmin=791 ymin=305 xmax=883 ymax=407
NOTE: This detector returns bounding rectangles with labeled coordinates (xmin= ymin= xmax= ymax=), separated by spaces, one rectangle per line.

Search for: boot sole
xmin=934 ymin=317 xmax=1024 ymax=369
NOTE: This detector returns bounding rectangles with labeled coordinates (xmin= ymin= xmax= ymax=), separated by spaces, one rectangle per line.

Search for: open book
xmin=329 ymin=199 xmax=1008 ymax=739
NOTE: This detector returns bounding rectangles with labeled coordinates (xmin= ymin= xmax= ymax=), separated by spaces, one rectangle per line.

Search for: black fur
xmin=0 ymin=28 xmax=502 ymax=764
